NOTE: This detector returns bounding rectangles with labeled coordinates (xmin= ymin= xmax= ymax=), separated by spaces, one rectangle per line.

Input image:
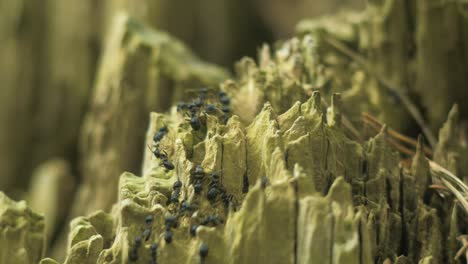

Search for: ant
xmin=219 ymin=91 xmax=230 ymax=104
xmin=163 ymin=215 xmax=177 ymax=244
xmin=170 ymin=180 xmax=182 ymax=204
xmin=160 ymin=157 xmax=174 ymax=171
xmin=261 ymin=176 xmax=269 ymax=189
xmin=194 ymin=182 xmax=203 ymax=194
xmin=207 ymin=171 xmax=225 ymax=202
xmin=189 ymin=113 xmax=201 ymax=131
xmin=150 ymin=243 xmax=158 ymax=264
xmin=208 ymin=171 xmax=221 ymax=187
xmin=181 ymin=107 xmax=203 ymax=131
xmin=200 ymin=215 xmax=223 ymax=227
xmin=221 ymin=193 xmax=237 ymax=211
xmin=218 ymin=91 xmax=231 ymax=124
xmin=221 ymin=105 xmax=230 ymax=114
xmin=142 ymin=228 xmax=151 ymax=241
xmin=153 ymin=126 xmax=168 ymax=143
xmin=190 ymin=224 xmax=199 ymax=237
xmin=164 ymin=230 xmax=173 ymax=244
xmin=193 ymin=165 xmax=205 ymax=179
xmin=128 ymin=236 xmax=142 ymax=262
xmin=206 ymin=187 xmax=218 ymax=202
xmin=180 ymin=200 xmax=193 ymax=213
xmin=192 ymin=165 xmax=205 ymax=195
xmin=147 ymin=145 xmax=167 ymax=160
xmin=170 ymin=189 xmax=180 ymax=204
xmin=145 ymin=215 xmax=153 ymax=225
xmin=204 ymin=104 xmax=217 ymax=114
xmin=141 ymin=215 xmax=153 ymax=241
xmin=199 ymin=243 xmax=209 ymax=264
xmin=177 ymin=102 xmax=189 ymax=112
xmin=165 ymin=215 xmax=178 ymax=229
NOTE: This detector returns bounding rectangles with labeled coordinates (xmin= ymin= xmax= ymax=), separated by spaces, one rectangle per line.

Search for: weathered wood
xmin=72 ymin=15 xmax=228 ymax=218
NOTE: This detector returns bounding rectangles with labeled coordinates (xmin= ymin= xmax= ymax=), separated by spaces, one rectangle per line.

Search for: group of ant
xmin=149 ymin=88 xmax=232 ymax=172
xmin=168 ymin=164 xmax=234 ymax=228
xmin=165 ymin=164 xmax=235 ymax=239
xmin=177 ymin=88 xmax=232 ymax=131
xmin=128 ymin=215 xmax=156 ymax=262
xmin=132 ymin=89 xmax=233 ymax=263
xmin=129 ymin=214 xmax=209 ymax=264
xmin=190 ymin=164 xmax=237 ymax=212
xmin=149 ymin=126 xmax=175 ymax=172
xmin=127 ymin=165 xmax=241 ymax=263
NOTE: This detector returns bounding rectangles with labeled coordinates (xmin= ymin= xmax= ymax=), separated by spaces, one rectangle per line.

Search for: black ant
xmin=145 ymin=215 xmax=153 ymax=225
xmin=193 ymin=182 xmax=202 ymax=194
xmin=199 ymin=243 xmax=209 ymax=264
xmin=142 ymin=215 xmax=153 ymax=241
xmin=208 ymin=171 xmax=221 ymax=187
xmin=150 ymin=243 xmax=158 ymax=264
xmin=173 ymin=180 xmax=182 ymax=189
xmin=165 ymin=215 xmax=178 ymax=229
xmin=152 ymin=148 xmax=162 ymax=159
xmin=220 ymin=95 xmax=230 ymax=105
xmin=160 ymin=157 xmax=174 ymax=171
xmin=193 ymin=165 xmax=205 ymax=179
xmin=147 ymin=145 xmax=166 ymax=160
xmin=189 ymin=114 xmax=201 ymax=131
xmin=188 ymin=103 xmax=199 ymax=114
xmin=164 ymin=230 xmax=173 ymax=244
xmin=142 ymin=228 xmax=151 ymax=241
xmin=204 ymin=104 xmax=217 ymax=114
xmin=163 ymin=215 xmax=177 ymax=244
xmin=180 ymin=200 xmax=193 ymax=213
xmin=190 ymin=224 xmax=199 ymax=237
xmin=200 ymin=215 xmax=223 ymax=227
xmin=242 ymin=174 xmax=249 ymax=193
xmin=153 ymin=126 xmax=168 ymax=143
xmin=192 ymin=165 xmax=205 ymax=195
xmin=128 ymin=236 xmax=142 ymax=262
xmin=207 ymin=171 xmax=225 ymax=202
xmin=221 ymin=105 xmax=230 ymax=114
xmin=170 ymin=189 xmax=180 ymax=204
xmin=221 ymin=193 xmax=237 ymax=211
xmin=261 ymin=176 xmax=269 ymax=189
xmin=177 ymin=102 xmax=189 ymax=112
xmin=170 ymin=180 xmax=182 ymax=204
xmin=206 ymin=187 xmax=218 ymax=202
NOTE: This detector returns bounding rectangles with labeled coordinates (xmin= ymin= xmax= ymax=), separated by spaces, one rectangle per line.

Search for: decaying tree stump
xmin=0 ymin=0 xmax=467 ymax=264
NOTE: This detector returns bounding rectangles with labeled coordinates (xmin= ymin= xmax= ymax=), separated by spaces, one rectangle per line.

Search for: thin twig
xmin=362 ymin=112 xmax=433 ymax=157
xmin=429 ymin=184 xmax=450 ymax=192
xmin=387 ymin=137 xmax=416 ymax=156
xmin=323 ymin=35 xmax=437 ymax=148
xmin=428 ymin=160 xmax=468 ymax=193
xmin=363 ymin=114 xmax=468 ymax=214
xmin=440 ymin=178 xmax=468 ymax=213
xmin=455 ymin=235 xmax=468 ymax=262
